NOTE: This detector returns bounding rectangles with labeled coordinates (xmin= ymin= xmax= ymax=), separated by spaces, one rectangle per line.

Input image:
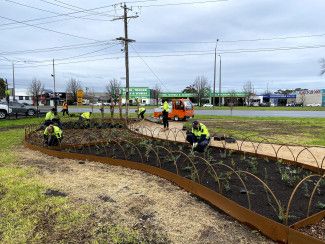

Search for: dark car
xmin=8 ymin=101 xmax=38 ymax=116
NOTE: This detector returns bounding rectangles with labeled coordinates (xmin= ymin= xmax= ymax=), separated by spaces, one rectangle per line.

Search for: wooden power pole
xmin=113 ymin=3 xmax=138 ymax=119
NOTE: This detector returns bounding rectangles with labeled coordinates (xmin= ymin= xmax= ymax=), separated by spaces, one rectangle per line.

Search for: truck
xmin=153 ymin=99 xmax=194 ymax=121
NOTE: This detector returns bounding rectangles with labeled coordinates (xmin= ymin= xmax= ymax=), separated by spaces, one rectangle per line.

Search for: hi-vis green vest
xmin=138 ymin=107 xmax=146 ymax=114
xmin=192 ymin=123 xmax=210 ymax=139
xmin=163 ymin=101 xmax=169 ymax=112
xmin=44 ymin=126 xmax=62 ymax=139
xmin=45 ymin=111 xmax=55 ymax=121
xmin=81 ymin=112 xmax=91 ymax=119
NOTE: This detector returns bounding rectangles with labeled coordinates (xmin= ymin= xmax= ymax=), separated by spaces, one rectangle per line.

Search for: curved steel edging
xmin=24 ymin=141 xmax=324 ymax=244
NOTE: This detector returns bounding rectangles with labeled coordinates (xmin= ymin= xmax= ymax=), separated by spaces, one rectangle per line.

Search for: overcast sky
xmin=0 ymin=0 xmax=325 ymax=94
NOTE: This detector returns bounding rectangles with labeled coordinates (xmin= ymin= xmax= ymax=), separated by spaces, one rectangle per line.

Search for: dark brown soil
xmin=27 ymin=123 xmax=325 ymax=226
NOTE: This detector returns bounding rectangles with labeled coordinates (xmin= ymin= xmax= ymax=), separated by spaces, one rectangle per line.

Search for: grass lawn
xmin=196 ymin=106 xmax=325 ymax=111
xmin=0 ymin=127 xmax=143 ymax=243
xmin=185 ymin=115 xmax=325 ymax=147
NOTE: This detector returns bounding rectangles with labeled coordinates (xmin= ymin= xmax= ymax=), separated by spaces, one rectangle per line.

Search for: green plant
xmin=247 ymin=157 xmax=258 ymax=174
xmin=278 ymin=166 xmax=303 ymax=187
xmin=302 ymin=182 xmax=310 ymax=197
xmin=316 ymin=201 xmax=325 ymax=209
xmin=230 ymin=159 xmax=236 ymax=169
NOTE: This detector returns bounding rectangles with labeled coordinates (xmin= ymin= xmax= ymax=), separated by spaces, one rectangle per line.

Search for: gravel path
xmin=132 ymin=121 xmax=325 ymax=169
xmin=18 ymin=147 xmax=273 ymax=244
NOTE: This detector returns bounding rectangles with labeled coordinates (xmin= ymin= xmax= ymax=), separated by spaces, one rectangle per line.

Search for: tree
xmin=228 ymin=90 xmax=238 ymax=116
xmin=193 ymin=76 xmax=210 ymax=106
xmin=66 ymin=78 xmax=82 ymax=103
xmin=152 ymin=84 xmax=161 ymax=106
xmin=182 ymin=84 xmax=197 ymax=94
xmin=106 ymin=79 xmax=121 ymax=118
xmin=28 ymin=79 xmax=44 ymax=114
xmin=243 ymin=81 xmax=255 ymax=106
xmin=0 ymin=78 xmax=6 ymax=99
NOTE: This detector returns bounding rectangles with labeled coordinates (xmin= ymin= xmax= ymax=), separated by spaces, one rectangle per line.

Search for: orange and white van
xmin=153 ymin=99 xmax=194 ymax=121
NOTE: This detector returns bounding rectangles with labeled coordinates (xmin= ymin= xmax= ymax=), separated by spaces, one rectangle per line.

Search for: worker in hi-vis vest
xmin=186 ymin=120 xmax=210 ymax=152
xmin=162 ymin=100 xmax=169 ymax=130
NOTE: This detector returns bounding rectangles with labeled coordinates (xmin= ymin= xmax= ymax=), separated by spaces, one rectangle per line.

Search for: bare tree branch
xmin=28 ymin=78 xmax=44 ymax=111
xmin=193 ymin=76 xmax=210 ymax=106
xmin=66 ymin=78 xmax=82 ymax=102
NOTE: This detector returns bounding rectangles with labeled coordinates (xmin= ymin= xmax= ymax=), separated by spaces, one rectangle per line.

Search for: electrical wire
xmin=130 ymin=44 xmax=168 ymax=90
xmin=133 ymin=0 xmax=228 ymax=8
xmin=0 ymin=14 xmax=101 ymax=41
xmin=3 ymin=0 xmax=112 ymax=22
xmin=0 ymin=2 xmax=119 ymax=29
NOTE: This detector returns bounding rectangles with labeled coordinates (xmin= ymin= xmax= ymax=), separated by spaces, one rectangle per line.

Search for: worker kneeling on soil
xmin=137 ymin=107 xmax=146 ymax=119
xmin=186 ymin=120 xmax=210 ymax=152
xmin=44 ymin=124 xmax=62 ymax=146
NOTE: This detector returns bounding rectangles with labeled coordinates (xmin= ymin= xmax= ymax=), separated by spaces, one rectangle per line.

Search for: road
xmin=66 ymin=107 xmax=325 ymax=118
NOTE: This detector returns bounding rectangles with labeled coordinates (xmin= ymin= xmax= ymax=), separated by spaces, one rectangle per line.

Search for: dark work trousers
xmin=138 ymin=111 xmax=146 ymax=119
xmin=162 ymin=111 xmax=169 ymax=128
xmin=62 ymin=109 xmax=69 ymax=116
xmin=45 ymin=135 xmax=60 ymax=146
xmin=186 ymin=133 xmax=210 ymax=152
xmin=52 ymin=118 xmax=62 ymax=129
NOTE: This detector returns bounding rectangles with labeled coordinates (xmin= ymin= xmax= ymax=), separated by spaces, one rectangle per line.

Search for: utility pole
xmin=12 ymin=62 xmax=15 ymax=101
xmin=51 ymin=59 xmax=57 ymax=110
xmin=218 ymin=54 xmax=222 ymax=107
xmin=113 ymin=3 xmax=138 ymax=119
xmin=213 ymin=39 xmax=219 ymax=106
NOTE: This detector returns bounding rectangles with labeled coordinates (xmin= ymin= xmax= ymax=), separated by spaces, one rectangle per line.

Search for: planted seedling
xmin=278 ymin=165 xmax=303 ymax=187
xmin=302 ymin=182 xmax=310 ymax=198
xmin=247 ymin=157 xmax=258 ymax=175
xmin=316 ymin=201 xmax=325 ymax=210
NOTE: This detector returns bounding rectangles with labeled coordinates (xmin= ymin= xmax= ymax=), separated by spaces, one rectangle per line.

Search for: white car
xmin=203 ymin=103 xmax=213 ymax=107
xmin=0 ymin=103 xmax=12 ymax=119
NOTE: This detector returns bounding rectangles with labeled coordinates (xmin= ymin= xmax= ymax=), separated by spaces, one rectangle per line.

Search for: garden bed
xmin=25 ymin=122 xmax=325 ymax=242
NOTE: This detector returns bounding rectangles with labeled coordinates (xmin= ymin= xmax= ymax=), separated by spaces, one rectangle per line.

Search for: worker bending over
xmin=44 ymin=124 xmax=62 ymax=146
xmin=137 ymin=107 xmax=146 ymax=119
xmin=162 ymin=100 xmax=169 ymax=130
xmin=186 ymin=120 xmax=210 ymax=152
xmin=79 ymin=112 xmax=92 ymax=127
xmin=44 ymin=108 xmax=56 ymax=126
xmin=44 ymin=108 xmax=62 ymax=128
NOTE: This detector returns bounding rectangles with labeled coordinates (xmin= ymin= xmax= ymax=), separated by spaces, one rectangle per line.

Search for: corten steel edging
xmin=288 ymin=228 xmax=324 ymax=244
xmin=290 ymin=210 xmax=325 ymax=229
xmin=24 ymin=141 xmax=324 ymax=244
xmin=128 ymin=128 xmax=325 ymax=174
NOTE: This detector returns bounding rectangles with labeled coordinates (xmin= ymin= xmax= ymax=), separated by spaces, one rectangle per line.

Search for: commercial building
xmin=295 ymin=89 xmax=324 ymax=106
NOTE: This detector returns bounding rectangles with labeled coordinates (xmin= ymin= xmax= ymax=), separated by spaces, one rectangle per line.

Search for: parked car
xmin=0 ymin=103 xmax=12 ymax=119
xmin=9 ymin=101 xmax=39 ymax=116
xmin=0 ymin=101 xmax=38 ymax=117
xmin=203 ymin=103 xmax=213 ymax=107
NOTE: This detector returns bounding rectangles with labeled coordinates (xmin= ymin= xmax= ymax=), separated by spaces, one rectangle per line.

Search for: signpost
xmin=77 ymin=89 xmax=84 ymax=106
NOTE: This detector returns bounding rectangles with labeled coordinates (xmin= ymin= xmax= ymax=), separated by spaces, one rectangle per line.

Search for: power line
xmin=3 ymin=43 xmax=325 ymax=69
xmin=4 ymin=0 xmax=112 ymax=22
xmin=137 ymin=33 xmax=325 ymax=45
xmin=134 ymin=0 xmax=228 ymax=8
xmin=50 ymin=0 xmax=116 ymax=18
xmin=0 ymin=40 xmax=111 ymax=55
xmin=0 ymin=2 xmax=119 ymax=29
xmin=0 ymin=14 xmax=101 ymax=41
xmin=130 ymin=44 xmax=168 ymax=91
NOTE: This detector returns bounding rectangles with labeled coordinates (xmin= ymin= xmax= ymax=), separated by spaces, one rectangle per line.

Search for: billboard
xmin=120 ymin=87 xmax=150 ymax=98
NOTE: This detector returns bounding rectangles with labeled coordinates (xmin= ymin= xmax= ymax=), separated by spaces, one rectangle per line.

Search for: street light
xmin=213 ymin=39 xmax=219 ymax=106
xmin=218 ymin=54 xmax=222 ymax=107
